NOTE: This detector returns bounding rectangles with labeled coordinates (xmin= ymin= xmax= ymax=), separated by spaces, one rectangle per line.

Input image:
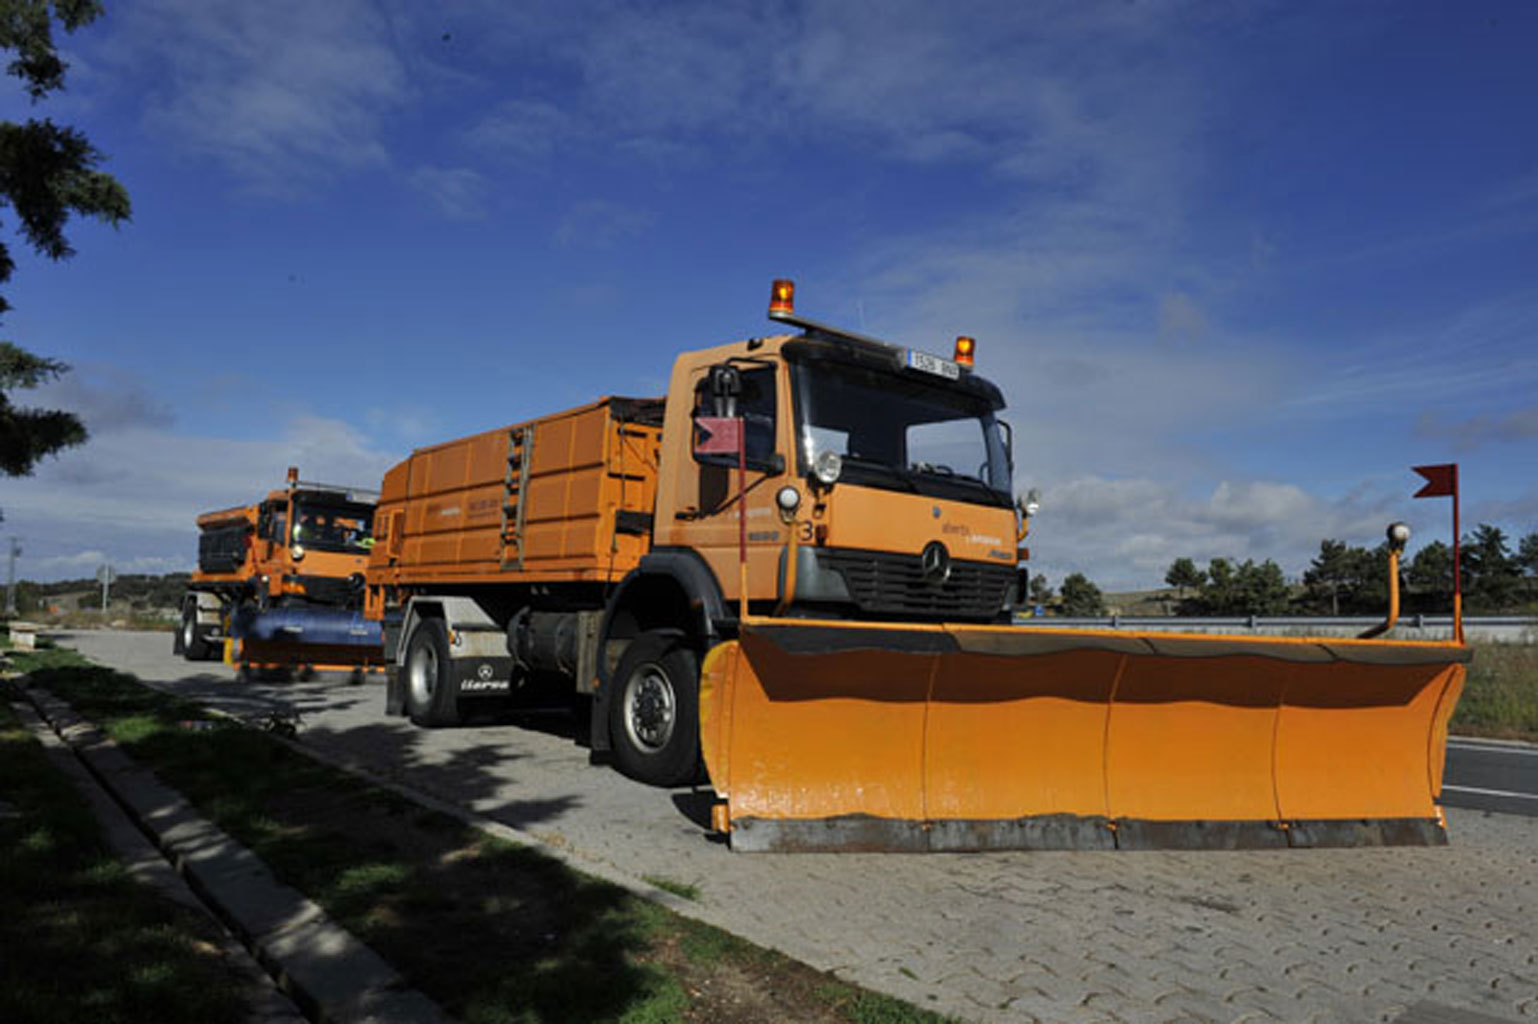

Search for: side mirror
xmin=707 ymin=364 xmax=741 ymax=417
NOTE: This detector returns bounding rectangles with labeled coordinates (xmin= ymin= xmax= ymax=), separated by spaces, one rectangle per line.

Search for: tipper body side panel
xmin=370 ymin=397 xmax=663 ymax=591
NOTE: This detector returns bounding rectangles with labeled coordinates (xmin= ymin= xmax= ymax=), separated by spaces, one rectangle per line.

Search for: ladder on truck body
xmin=500 ymin=425 xmax=533 ymax=570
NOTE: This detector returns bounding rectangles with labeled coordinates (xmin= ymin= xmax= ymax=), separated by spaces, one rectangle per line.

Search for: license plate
xmin=906 ymin=349 xmax=961 ymax=379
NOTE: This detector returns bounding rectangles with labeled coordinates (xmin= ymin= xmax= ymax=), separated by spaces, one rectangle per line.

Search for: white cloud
xmin=1280 ymin=293 xmax=1538 ymax=418
xmin=1158 ymin=292 xmax=1208 ymax=346
xmin=27 ymin=363 xmax=175 ymax=434
xmin=1026 ymin=475 xmax=1401 ymax=591
xmin=109 ymin=0 xmax=409 ymax=191
xmin=1415 ymin=406 xmax=1538 ymax=452
xmin=466 ymin=100 xmax=581 ymax=163
xmin=428 ymin=0 xmax=1201 ymax=189
xmin=554 ymin=201 xmax=657 ymax=250
xmin=4 ymin=413 xmax=398 ymax=581
xmin=25 ymin=550 xmax=186 ymax=581
xmin=407 ymin=165 xmax=490 ymax=220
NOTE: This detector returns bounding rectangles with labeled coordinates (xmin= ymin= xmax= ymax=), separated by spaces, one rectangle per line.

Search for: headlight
xmin=1387 ymin=522 xmax=1411 ymax=551
xmin=812 ymin=451 xmax=843 ymax=486
xmin=291 ymin=544 xmax=306 ymax=561
xmin=776 ymin=485 xmax=802 ymax=513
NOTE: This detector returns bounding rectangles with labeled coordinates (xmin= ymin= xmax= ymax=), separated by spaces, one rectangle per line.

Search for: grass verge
xmin=0 ymin=675 xmax=249 ymax=1024
xmin=14 ymin=647 xmax=961 ymax=1024
xmin=1452 ymin=641 xmax=1538 ymax=742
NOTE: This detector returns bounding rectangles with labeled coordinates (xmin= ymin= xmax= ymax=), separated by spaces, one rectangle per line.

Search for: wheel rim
xmin=622 ymin=662 xmax=676 ymax=754
xmin=408 ymin=641 xmax=438 ymax=706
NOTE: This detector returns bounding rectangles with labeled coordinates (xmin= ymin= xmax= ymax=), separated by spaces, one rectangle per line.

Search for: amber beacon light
xmin=954 ymin=335 xmax=976 ymax=367
xmin=769 ymin=278 xmax=796 ymax=316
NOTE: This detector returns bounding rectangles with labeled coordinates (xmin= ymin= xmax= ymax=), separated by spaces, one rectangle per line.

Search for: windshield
xmin=291 ymin=501 xmax=374 ymax=555
xmin=791 ymin=357 xmax=1012 ymax=507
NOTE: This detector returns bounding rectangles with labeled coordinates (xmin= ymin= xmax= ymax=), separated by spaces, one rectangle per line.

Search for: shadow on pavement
xmin=26 ymin=650 xmax=672 ymax=1022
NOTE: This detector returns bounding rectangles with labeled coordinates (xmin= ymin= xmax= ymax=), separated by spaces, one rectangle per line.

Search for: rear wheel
xmin=404 ymin=618 xmax=459 ymax=727
xmin=180 ymin=603 xmax=213 ymax=661
xmin=607 ymin=631 xmax=700 ymax=787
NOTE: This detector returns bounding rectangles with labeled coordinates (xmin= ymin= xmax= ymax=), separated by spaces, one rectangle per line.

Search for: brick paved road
xmin=61 ymin=630 xmax=1538 ymax=1023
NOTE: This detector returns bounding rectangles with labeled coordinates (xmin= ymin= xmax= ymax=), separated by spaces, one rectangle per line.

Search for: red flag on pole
xmin=1410 ymin=463 xmax=1463 ymax=643
xmin=1412 ymin=463 xmax=1457 ymax=499
xmin=694 ymin=417 xmax=743 ymax=456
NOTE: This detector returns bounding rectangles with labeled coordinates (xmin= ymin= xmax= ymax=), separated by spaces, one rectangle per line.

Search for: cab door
xmin=684 ymin=363 xmax=791 ymax=605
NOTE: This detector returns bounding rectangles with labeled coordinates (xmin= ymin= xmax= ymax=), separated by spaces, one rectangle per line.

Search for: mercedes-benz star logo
xmin=920 ymin=541 xmax=951 ymax=584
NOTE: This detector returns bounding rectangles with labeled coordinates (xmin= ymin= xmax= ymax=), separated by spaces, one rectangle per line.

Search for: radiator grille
xmin=291 ymin=574 xmax=362 ymax=608
xmin=820 ymin=548 xmax=1013 ymax=620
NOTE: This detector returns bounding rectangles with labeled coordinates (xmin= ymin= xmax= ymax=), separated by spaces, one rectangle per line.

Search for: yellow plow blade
xmin=698 ymin=621 xmax=1469 ymax=852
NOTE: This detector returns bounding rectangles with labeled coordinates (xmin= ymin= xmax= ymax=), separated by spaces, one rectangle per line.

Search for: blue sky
xmin=1 ymin=0 xmax=1534 ymax=591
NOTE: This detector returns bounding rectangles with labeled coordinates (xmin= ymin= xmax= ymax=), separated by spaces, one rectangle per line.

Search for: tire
xmin=607 ymin=630 xmax=700 ymax=787
xmin=404 ymin=618 xmax=460 ymax=727
xmin=180 ymin=603 xmax=213 ymax=661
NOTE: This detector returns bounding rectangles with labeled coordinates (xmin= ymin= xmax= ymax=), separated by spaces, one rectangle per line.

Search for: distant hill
xmin=10 ymin=573 xmax=190 ymax=615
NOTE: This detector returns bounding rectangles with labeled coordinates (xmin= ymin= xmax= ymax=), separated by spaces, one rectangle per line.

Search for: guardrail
xmin=1013 ymin=614 xmax=1538 ymax=643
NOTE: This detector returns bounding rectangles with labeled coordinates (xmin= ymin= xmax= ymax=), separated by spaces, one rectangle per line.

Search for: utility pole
xmin=97 ymin=563 xmax=115 ymax=616
xmin=5 ymin=538 xmax=19 ymax=616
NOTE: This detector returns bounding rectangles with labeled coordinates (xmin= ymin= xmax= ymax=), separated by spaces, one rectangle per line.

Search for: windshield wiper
xmin=841 ymin=454 xmax=921 ymax=492
xmin=907 ymin=464 xmax=1008 ymax=501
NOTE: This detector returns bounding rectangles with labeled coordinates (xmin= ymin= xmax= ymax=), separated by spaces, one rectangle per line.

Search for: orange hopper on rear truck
xmin=365 ymin=281 xmax=1468 ymax=851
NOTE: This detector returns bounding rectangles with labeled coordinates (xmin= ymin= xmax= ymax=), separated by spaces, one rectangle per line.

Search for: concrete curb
xmin=22 ymin=682 xmax=455 ymax=1024
xmin=7 ymin=691 xmax=307 ymax=1024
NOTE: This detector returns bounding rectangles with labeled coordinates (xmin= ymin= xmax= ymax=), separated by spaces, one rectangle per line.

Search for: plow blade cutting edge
xmin=699 ymin=621 xmax=1469 ymax=852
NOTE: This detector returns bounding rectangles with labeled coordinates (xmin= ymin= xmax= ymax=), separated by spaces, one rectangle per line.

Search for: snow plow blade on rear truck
xmin=367 ymin=279 xmax=1468 ymax=851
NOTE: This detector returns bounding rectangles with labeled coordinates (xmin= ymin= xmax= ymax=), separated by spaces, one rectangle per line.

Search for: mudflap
xmin=385 ymin=665 xmax=405 ymax=716
xmin=698 ymin=620 xmax=1469 ymax=852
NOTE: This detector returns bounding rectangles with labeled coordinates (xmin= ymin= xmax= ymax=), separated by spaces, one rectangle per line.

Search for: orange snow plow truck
xmin=366 ymin=281 xmax=1469 ymax=852
xmin=178 ymin=468 xmax=382 ymax=671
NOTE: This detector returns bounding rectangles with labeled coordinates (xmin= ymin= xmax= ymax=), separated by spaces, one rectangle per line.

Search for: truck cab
xmin=178 ymin=469 xmax=378 ymax=662
xmin=370 ymin=281 xmax=1030 ymax=789
xmin=653 ymin=314 xmax=1022 ymax=623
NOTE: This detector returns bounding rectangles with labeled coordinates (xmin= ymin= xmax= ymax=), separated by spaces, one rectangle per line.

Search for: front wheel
xmin=607 ymin=631 xmax=700 ymax=787
xmin=180 ymin=603 xmax=213 ymax=661
xmin=404 ymin=618 xmax=460 ymax=727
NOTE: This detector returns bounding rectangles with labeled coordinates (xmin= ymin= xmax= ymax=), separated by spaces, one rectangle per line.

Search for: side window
xmin=693 ymin=366 xmax=778 ymax=469
xmin=258 ymin=502 xmax=282 ymax=541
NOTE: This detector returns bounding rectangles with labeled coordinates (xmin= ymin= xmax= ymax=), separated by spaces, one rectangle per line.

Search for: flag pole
xmin=1412 ymin=462 xmax=1462 ymax=645
xmin=1451 ymin=464 xmax=1462 ymax=644
xmin=738 ymin=426 xmax=748 ymax=623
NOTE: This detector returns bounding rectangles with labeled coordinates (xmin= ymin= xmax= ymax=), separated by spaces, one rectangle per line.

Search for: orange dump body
xmin=367 ymin=397 xmax=664 ymax=604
